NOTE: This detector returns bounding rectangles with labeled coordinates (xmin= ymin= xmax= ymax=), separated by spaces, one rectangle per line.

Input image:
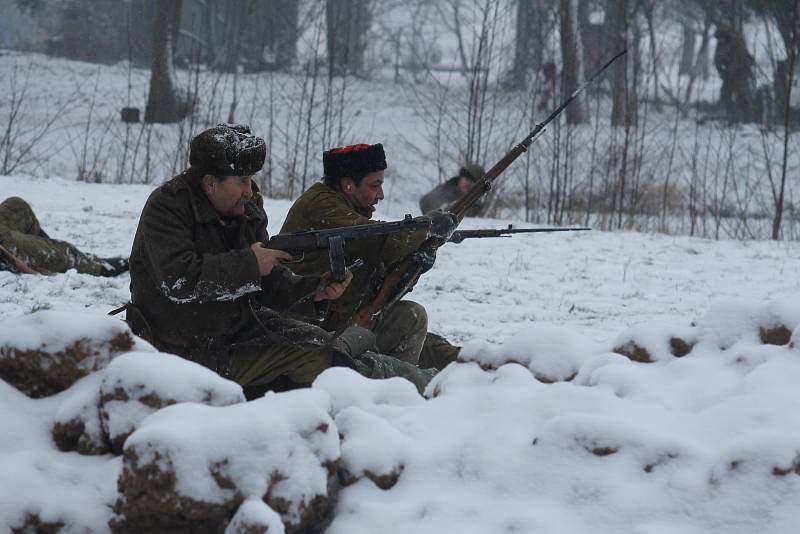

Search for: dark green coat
xmin=130 ymin=170 xmax=321 ymax=355
xmin=280 ymin=181 xmax=427 ymax=328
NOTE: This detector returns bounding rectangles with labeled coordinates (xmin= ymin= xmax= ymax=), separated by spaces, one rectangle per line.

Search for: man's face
xmin=203 ymin=174 xmax=254 ymax=217
xmin=342 ymin=170 xmax=385 ymax=215
xmin=457 ymin=176 xmax=474 ymax=193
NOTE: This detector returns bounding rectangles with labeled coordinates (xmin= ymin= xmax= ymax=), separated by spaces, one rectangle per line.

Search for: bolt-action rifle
xmin=267 ymin=214 xmax=430 ymax=282
xmin=0 ymin=243 xmax=39 ymax=274
xmin=350 ymin=50 xmax=627 ymax=328
xmin=449 ymin=225 xmax=590 ymax=244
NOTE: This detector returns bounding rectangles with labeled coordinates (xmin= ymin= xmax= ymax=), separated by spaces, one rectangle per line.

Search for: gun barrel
xmin=268 ymin=215 xmax=431 ymax=252
xmin=449 ymin=227 xmax=591 ymax=243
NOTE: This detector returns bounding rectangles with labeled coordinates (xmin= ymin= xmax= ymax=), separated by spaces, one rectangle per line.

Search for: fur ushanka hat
xmin=323 ymin=143 xmax=387 ymax=179
xmin=189 ymin=124 xmax=266 ymax=176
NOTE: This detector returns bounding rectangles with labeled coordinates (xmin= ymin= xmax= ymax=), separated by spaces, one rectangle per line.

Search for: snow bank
xmin=320 ymin=297 xmax=800 ymax=534
xmin=99 ymin=351 xmax=244 ymax=453
xmin=0 ymin=310 xmax=153 ymax=397
xmin=113 ymin=389 xmax=339 ymax=532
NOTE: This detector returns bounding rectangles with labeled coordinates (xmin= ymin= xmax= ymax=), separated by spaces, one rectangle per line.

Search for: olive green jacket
xmin=280 ymin=181 xmax=427 ymax=328
xmin=130 ymin=170 xmax=321 ymax=351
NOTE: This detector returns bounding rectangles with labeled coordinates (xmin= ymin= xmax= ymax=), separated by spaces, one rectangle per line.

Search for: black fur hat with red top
xmin=323 ymin=143 xmax=387 ymax=181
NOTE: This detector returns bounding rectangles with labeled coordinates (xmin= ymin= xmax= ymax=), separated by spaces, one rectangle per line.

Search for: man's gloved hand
xmin=331 ymin=326 xmax=377 ymax=359
xmin=411 ymin=239 xmax=438 ymax=273
xmin=425 ymin=210 xmax=458 ymax=240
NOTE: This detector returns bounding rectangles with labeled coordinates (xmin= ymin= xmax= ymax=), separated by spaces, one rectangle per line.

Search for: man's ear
xmin=340 ymin=176 xmax=355 ymax=194
xmin=201 ymin=174 xmax=216 ymax=195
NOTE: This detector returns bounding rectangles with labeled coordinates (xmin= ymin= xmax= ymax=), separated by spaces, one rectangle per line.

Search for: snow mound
xmin=0 ymin=310 xmax=153 ymax=397
xmin=694 ymin=297 xmax=800 ymax=350
xmin=99 ymin=352 xmax=245 ymax=453
xmin=611 ymin=323 xmax=699 ymax=362
xmin=113 ymin=388 xmax=339 ymax=532
xmin=457 ymin=324 xmax=603 ymax=382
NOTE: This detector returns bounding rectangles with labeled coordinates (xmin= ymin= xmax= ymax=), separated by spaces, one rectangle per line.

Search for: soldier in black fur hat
xmin=281 ymin=143 xmax=463 ymax=372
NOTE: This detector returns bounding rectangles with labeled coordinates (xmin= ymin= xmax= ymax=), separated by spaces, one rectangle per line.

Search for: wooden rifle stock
xmin=0 ymin=244 xmax=39 ymax=275
xmin=351 ymin=50 xmax=627 ymax=328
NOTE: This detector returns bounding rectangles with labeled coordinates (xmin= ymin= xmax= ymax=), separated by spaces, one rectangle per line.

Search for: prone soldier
xmin=0 ymin=196 xmax=128 ymax=276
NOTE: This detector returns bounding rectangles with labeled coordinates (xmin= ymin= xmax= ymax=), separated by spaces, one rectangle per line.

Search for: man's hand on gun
xmin=252 ymin=242 xmax=352 ymax=302
xmin=250 ymin=243 xmax=292 ymax=276
xmin=411 ymin=210 xmax=458 ymax=274
xmin=314 ymin=270 xmax=353 ymax=302
xmin=426 ymin=210 xmax=458 ymax=240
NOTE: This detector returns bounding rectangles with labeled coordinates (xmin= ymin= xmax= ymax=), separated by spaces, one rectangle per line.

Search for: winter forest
xmin=0 ymin=0 xmax=798 ymax=240
xmin=2 ymin=1 xmax=800 ymax=533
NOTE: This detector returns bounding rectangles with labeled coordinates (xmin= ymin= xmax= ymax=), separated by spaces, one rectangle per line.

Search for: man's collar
xmin=186 ymin=176 xmax=223 ymax=224
xmin=317 ymin=181 xmax=373 ymax=219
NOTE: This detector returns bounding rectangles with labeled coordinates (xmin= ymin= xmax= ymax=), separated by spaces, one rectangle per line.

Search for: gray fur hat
xmin=189 ymin=124 xmax=266 ymax=176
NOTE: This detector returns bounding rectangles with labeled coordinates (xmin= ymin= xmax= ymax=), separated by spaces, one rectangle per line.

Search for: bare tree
xmin=327 ymin=0 xmax=372 ymax=77
xmin=145 ymin=0 xmax=190 ymax=123
xmin=508 ymin=0 xmax=554 ymax=90
xmin=559 ymin=0 xmax=584 ymax=124
xmin=759 ymin=0 xmax=800 ymax=238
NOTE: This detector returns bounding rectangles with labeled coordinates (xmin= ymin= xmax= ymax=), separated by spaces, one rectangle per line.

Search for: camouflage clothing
xmin=0 ymin=196 xmax=105 ymax=275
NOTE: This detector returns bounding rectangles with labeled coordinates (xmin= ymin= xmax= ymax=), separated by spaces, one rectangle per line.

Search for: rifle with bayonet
xmin=449 ymin=225 xmax=590 ymax=244
xmin=267 ymin=214 xmax=430 ymax=282
xmin=349 ymin=49 xmax=627 ymax=328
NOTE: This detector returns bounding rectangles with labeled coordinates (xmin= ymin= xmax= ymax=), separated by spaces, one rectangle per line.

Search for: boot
xmin=99 ymin=257 xmax=129 ymax=277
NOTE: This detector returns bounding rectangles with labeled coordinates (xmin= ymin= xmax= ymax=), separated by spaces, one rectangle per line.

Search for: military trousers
xmin=0 ymin=197 xmax=104 ymax=275
xmin=227 ymin=303 xmax=435 ymax=394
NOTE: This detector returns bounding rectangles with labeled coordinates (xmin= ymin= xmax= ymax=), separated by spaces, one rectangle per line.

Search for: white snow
xmin=2 ymin=39 xmax=800 ymax=532
xmin=1 ymin=167 xmax=800 ymax=533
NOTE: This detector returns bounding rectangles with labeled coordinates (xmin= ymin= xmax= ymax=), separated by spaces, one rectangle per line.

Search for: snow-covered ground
xmin=1 ymin=175 xmax=799 ymax=532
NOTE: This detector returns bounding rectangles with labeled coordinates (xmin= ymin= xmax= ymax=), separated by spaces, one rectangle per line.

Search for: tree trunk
xmin=679 ymin=22 xmax=696 ymax=75
xmin=129 ymin=0 xmax=155 ymax=67
xmin=327 ymin=0 xmax=371 ymax=77
xmin=610 ymin=0 xmax=636 ymax=127
xmin=144 ymin=0 xmax=188 ymax=123
xmin=509 ymin=0 xmax=549 ymax=90
xmin=559 ymin=0 xmax=584 ymax=124
xmin=772 ymin=0 xmax=799 ymax=240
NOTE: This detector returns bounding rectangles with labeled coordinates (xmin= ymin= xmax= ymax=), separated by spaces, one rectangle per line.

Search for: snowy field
xmin=1 ymin=175 xmax=800 ymax=532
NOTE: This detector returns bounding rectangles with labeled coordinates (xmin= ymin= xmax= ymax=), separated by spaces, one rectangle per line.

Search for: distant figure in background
xmin=714 ymin=26 xmax=755 ymax=122
xmin=0 ymin=196 xmax=128 ymax=276
xmin=419 ymin=163 xmax=486 ymax=217
xmin=537 ymin=61 xmax=558 ymax=112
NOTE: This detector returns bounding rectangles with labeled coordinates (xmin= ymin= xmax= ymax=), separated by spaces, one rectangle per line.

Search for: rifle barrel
xmin=449 ymin=227 xmax=591 ymax=243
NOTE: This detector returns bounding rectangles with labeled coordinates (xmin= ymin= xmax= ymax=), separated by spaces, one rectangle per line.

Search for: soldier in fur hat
xmin=0 ymin=196 xmax=128 ymax=276
xmin=281 ymin=143 xmax=462 ymax=371
xmin=128 ymin=126 xmax=436 ymax=398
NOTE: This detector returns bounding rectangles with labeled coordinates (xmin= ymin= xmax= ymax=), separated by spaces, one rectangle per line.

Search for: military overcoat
xmin=129 ymin=170 xmax=322 ymax=361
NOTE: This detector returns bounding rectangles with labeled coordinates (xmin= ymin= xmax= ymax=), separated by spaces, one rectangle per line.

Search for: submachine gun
xmin=267 ymin=214 xmax=431 ymax=282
